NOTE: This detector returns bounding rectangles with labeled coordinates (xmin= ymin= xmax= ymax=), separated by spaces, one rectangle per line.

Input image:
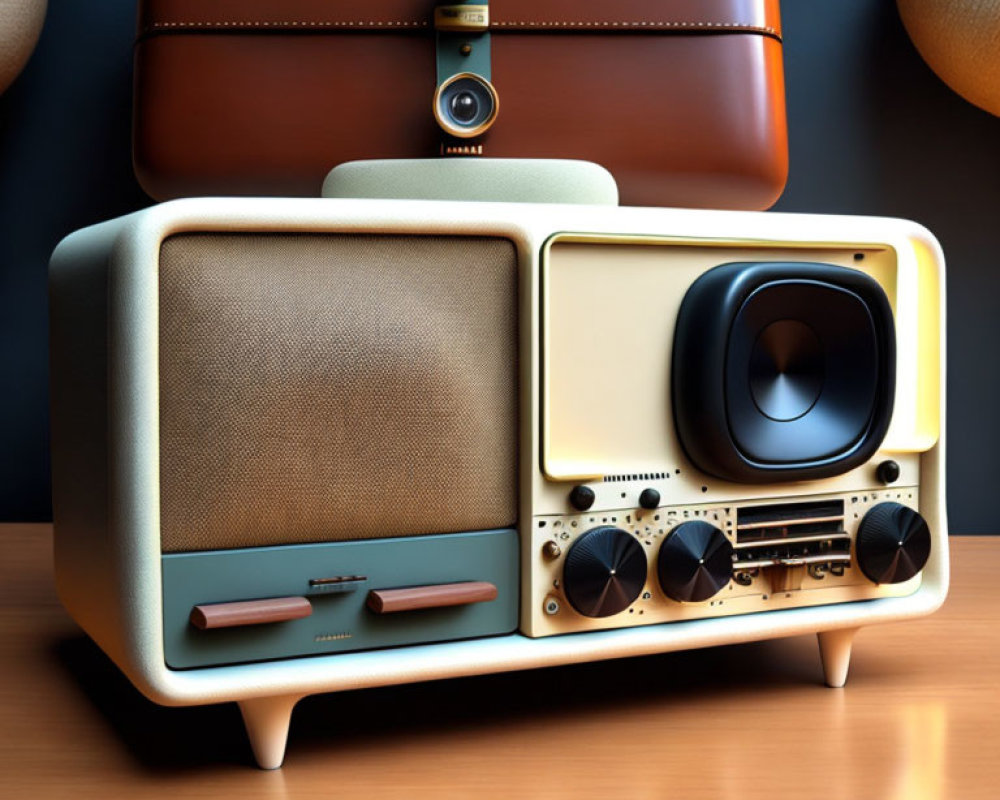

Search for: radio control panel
xmin=525 ymin=487 xmax=924 ymax=637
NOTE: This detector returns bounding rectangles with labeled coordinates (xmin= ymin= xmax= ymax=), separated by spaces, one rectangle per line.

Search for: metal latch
xmin=434 ymin=4 xmax=490 ymax=32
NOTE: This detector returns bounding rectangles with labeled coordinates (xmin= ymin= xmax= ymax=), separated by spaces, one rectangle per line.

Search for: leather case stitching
xmin=146 ymin=21 xmax=432 ymax=29
xmin=142 ymin=20 xmax=780 ymax=37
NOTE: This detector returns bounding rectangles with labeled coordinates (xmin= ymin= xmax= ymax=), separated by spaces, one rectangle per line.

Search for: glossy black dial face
xmin=856 ymin=502 xmax=931 ymax=584
xmin=563 ymin=526 xmax=647 ymax=618
xmin=657 ymin=521 xmax=733 ymax=603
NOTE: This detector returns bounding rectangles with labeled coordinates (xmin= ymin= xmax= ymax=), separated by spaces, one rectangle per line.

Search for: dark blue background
xmin=1 ymin=2 xmax=997 ymax=530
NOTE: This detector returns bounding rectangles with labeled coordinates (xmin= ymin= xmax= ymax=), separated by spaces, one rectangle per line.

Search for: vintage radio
xmin=49 ymin=187 xmax=947 ymax=769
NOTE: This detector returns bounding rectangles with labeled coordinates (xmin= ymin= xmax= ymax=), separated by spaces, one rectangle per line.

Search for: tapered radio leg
xmin=238 ymin=694 xmax=303 ymax=769
xmin=817 ymin=627 xmax=859 ymax=688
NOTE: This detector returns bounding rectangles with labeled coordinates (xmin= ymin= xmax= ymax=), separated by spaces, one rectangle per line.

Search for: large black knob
xmin=657 ymin=521 xmax=733 ymax=603
xmin=856 ymin=502 xmax=931 ymax=584
xmin=563 ymin=526 xmax=647 ymax=618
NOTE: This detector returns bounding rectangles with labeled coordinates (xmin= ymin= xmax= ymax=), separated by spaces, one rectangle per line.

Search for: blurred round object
xmin=0 ymin=0 xmax=46 ymax=94
xmin=898 ymin=0 xmax=1000 ymax=116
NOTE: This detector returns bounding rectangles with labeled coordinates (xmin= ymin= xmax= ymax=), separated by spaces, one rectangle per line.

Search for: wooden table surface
xmin=1 ymin=524 xmax=997 ymax=799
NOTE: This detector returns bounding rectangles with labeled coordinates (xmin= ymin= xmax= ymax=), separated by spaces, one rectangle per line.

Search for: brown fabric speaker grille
xmin=158 ymin=233 xmax=518 ymax=552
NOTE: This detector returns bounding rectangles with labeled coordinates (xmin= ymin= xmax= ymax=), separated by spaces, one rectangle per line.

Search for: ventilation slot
xmin=734 ymin=500 xmax=850 ymax=570
xmin=603 ymin=472 xmax=668 ymax=483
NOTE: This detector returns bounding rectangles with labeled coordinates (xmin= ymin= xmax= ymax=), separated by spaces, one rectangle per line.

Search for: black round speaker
xmin=672 ymin=262 xmax=895 ymax=483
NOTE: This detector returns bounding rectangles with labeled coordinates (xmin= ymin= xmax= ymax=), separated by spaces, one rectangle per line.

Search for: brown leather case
xmin=133 ymin=0 xmax=787 ymax=209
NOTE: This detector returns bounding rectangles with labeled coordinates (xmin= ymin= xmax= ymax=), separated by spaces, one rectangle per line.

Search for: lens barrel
xmin=434 ymin=73 xmax=499 ymax=137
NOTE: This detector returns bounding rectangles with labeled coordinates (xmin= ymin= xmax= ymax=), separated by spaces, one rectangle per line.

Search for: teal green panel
xmin=162 ymin=528 xmax=518 ymax=669
xmin=437 ymin=32 xmax=491 ymax=84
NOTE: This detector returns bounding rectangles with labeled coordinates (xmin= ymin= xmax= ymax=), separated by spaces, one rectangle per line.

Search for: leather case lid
xmin=133 ymin=0 xmax=786 ymax=208
xmin=138 ymin=0 xmax=782 ymax=40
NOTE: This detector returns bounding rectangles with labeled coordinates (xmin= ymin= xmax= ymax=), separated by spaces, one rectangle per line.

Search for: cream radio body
xmin=49 ymin=196 xmax=947 ymax=769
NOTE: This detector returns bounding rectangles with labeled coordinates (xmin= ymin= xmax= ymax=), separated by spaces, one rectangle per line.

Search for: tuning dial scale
xmin=527 ymin=486 xmax=930 ymax=637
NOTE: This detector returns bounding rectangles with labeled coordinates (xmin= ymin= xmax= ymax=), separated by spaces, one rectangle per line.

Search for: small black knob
xmin=876 ymin=460 xmax=901 ymax=485
xmin=563 ymin=526 xmax=647 ymax=617
xmin=639 ymin=488 xmax=661 ymax=510
xmin=657 ymin=521 xmax=733 ymax=603
xmin=569 ymin=485 xmax=596 ymax=511
xmin=856 ymin=502 xmax=931 ymax=584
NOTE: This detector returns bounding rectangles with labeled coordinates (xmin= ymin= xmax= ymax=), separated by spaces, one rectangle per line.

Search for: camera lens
xmin=433 ymin=73 xmax=499 ymax=138
xmin=449 ymin=91 xmax=479 ymax=123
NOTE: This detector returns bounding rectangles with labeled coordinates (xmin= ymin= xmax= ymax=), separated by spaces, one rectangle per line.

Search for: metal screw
xmin=544 ymin=597 xmax=560 ymax=615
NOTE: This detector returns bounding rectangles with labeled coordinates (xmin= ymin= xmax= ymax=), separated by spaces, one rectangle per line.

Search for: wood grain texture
xmin=366 ymin=581 xmax=498 ymax=614
xmin=189 ymin=597 xmax=312 ymax=630
xmin=1 ymin=524 xmax=997 ymax=798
